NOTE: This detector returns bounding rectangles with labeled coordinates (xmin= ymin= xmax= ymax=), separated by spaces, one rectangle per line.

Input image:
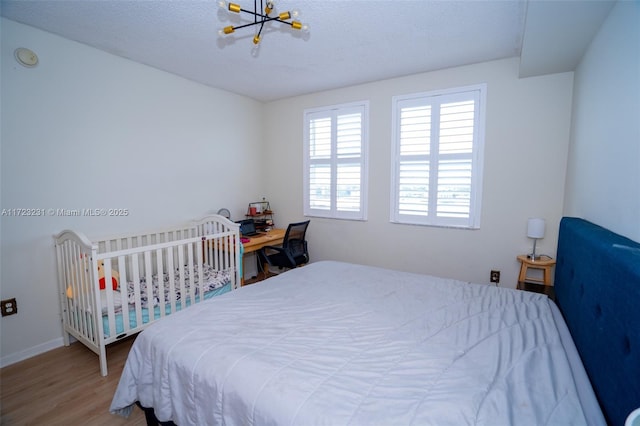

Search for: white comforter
xmin=111 ymin=261 xmax=599 ymax=425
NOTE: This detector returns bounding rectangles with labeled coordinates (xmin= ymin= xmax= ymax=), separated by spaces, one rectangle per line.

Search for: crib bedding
xmin=111 ymin=261 xmax=603 ymax=425
xmin=100 ymin=265 xmax=232 ymax=337
xmin=124 ymin=264 xmax=231 ymax=310
xmin=102 ymin=283 xmax=231 ymax=337
xmin=87 ymin=265 xmax=232 ymax=315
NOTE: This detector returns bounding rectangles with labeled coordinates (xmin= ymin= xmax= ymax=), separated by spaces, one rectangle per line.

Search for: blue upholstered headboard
xmin=555 ymin=217 xmax=640 ymax=425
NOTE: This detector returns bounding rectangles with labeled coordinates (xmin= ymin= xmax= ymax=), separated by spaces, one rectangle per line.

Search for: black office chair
xmin=260 ymin=220 xmax=310 ymax=274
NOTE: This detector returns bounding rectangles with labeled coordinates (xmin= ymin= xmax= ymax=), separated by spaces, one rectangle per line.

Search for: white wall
xmin=6 ymin=10 xmax=617 ymax=367
xmin=564 ymin=1 xmax=640 ymax=243
xmin=264 ymin=58 xmax=574 ymax=286
xmin=0 ymin=19 xmax=265 ymax=365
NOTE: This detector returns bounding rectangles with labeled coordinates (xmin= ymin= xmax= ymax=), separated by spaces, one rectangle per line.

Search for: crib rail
xmin=54 ymin=230 xmax=100 ymax=353
xmin=54 ymin=215 xmax=241 ymax=376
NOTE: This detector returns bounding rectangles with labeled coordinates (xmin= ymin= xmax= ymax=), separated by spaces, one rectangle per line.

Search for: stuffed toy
xmin=66 ymin=258 xmax=119 ymax=298
xmin=97 ymin=260 xmax=120 ymax=291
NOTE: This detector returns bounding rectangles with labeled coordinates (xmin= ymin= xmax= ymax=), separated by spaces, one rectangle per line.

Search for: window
xmin=390 ymin=84 xmax=486 ymax=228
xmin=304 ymin=101 xmax=369 ymax=220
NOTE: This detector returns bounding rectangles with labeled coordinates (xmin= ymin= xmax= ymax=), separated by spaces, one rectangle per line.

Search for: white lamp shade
xmin=527 ymin=218 xmax=546 ymax=239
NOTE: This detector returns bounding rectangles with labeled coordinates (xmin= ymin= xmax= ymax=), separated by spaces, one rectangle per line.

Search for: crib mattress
xmin=111 ymin=261 xmax=603 ymax=425
xmin=103 ymin=283 xmax=231 ymax=337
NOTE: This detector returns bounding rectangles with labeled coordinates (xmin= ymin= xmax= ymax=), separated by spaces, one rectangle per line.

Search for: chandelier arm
xmin=238 ymin=8 xmax=275 ymax=20
xmin=276 ymin=19 xmax=294 ymax=26
xmin=229 ymin=21 xmax=265 ymax=31
xmin=256 ymin=20 xmax=266 ymax=39
xmin=228 ymin=15 xmax=293 ymax=31
xmin=236 ymin=7 xmax=293 ymax=22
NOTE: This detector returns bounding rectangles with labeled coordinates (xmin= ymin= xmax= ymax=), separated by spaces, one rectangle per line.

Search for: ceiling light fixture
xmin=14 ymin=47 xmax=39 ymax=68
xmin=217 ymin=0 xmax=309 ymax=46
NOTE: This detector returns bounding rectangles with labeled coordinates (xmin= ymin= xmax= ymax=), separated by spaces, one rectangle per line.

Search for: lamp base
xmin=528 ymin=239 xmax=540 ymax=261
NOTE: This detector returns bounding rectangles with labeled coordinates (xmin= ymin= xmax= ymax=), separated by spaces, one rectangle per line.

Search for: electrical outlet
xmin=490 ymin=270 xmax=500 ymax=284
xmin=1 ymin=298 xmax=18 ymax=316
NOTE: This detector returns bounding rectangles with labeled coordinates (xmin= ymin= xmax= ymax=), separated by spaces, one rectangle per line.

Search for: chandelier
xmin=217 ymin=1 xmax=308 ymax=46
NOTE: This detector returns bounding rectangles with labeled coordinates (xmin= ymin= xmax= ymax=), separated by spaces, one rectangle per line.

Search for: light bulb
xmin=217 ymin=0 xmax=227 ymax=9
xmin=251 ymin=43 xmax=261 ymax=58
xmin=290 ymin=9 xmax=300 ymax=19
xmin=301 ymin=23 xmax=310 ymax=33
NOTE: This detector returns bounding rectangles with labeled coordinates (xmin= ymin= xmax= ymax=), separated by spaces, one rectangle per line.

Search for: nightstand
xmin=517 ymin=254 xmax=555 ymax=285
xmin=517 ymin=281 xmax=556 ymax=300
xmin=516 ymin=255 xmax=556 ymax=299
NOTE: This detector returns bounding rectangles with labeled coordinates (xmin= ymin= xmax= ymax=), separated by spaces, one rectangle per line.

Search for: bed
xmin=110 ymin=217 xmax=639 ymax=425
xmin=54 ymin=214 xmax=241 ymax=376
xmin=554 ymin=217 xmax=640 ymax=426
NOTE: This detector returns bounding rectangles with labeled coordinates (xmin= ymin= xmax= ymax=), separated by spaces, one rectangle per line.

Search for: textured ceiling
xmin=0 ymin=0 xmax=615 ymax=102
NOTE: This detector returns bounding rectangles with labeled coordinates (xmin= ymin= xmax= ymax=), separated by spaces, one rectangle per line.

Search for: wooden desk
xmin=241 ymin=229 xmax=285 ymax=285
xmin=242 ymin=228 xmax=286 ymax=253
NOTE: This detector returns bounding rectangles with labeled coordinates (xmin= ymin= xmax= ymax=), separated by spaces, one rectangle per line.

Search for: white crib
xmin=54 ymin=215 xmax=241 ymax=376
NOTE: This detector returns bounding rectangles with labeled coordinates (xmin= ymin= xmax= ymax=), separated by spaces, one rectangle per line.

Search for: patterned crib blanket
xmin=126 ymin=265 xmax=230 ymax=310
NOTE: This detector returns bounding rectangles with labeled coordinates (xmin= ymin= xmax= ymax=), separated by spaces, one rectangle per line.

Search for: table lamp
xmin=527 ymin=218 xmax=545 ymax=260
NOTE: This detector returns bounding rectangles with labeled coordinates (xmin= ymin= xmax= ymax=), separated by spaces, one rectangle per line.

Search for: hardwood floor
xmin=1 ymin=337 xmax=146 ymax=425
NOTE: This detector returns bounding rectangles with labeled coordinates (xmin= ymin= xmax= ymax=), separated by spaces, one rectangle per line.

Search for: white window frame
xmin=303 ymin=101 xmax=369 ymax=220
xmin=390 ymin=84 xmax=486 ymax=229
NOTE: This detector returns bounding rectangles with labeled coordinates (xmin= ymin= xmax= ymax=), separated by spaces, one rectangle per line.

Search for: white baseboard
xmin=0 ymin=337 xmax=66 ymax=369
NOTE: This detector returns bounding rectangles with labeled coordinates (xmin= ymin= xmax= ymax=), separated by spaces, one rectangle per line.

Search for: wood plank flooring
xmin=1 ymin=337 xmax=146 ymax=425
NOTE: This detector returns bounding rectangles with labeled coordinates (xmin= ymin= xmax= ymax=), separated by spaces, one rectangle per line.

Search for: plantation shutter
xmin=304 ymin=102 xmax=369 ymax=220
xmin=391 ymin=85 xmax=485 ymax=228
